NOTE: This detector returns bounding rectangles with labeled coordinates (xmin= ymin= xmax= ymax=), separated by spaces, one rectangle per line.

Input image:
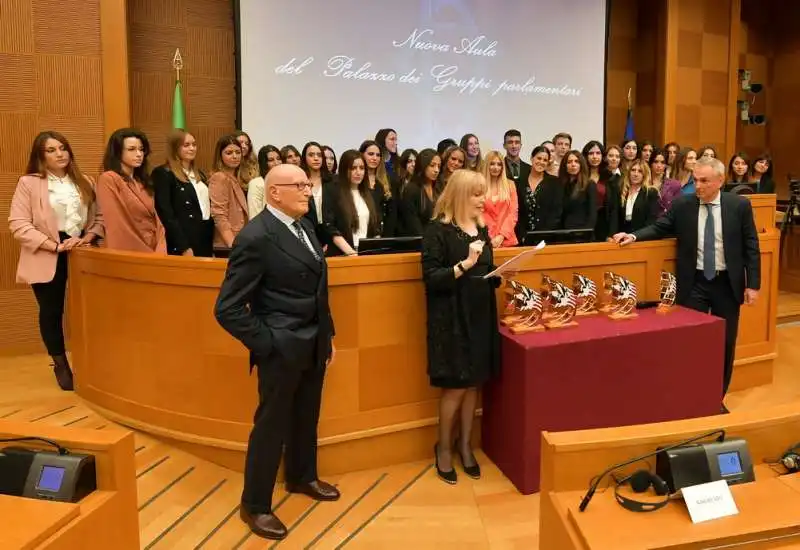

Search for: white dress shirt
xmin=625 ymin=188 xmax=640 ymax=221
xmin=266 ymin=204 xmax=316 ymax=255
xmin=185 ymin=169 xmax=210 ymax=220
xmin=47 ymin=172 xmax=87 ymax=237
xmin=697 ymin=192 xmax=726 ymax=271
xmin=352 ymin=189 xmax=370 ymax=248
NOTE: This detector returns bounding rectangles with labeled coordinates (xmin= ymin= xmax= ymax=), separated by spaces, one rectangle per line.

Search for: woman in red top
xmin=481 ymin=151 xmax=518 ymax=247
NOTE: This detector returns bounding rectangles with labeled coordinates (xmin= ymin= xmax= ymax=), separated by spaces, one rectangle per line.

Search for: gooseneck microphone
xmin=578 ymin=428 xmax=725 ymax=512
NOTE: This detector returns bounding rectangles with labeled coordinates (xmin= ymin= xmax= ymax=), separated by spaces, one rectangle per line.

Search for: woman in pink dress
xmin=481 ymin=150 xmax=518 ymax=248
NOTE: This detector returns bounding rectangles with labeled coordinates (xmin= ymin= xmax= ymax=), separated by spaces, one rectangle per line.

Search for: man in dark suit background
xmin=502 ymin=129 xmax=531 ymax=183
xmin=215 ymin=164 xmax=339 ymax=540
xmin=614 ymin=156 xmax=760 ymax=409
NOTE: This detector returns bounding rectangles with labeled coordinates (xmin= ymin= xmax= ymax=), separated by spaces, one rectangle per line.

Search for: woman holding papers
xmin=422 ymin=169 xmax=501 ymax=485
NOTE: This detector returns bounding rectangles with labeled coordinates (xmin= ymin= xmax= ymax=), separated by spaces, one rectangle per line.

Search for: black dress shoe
xmin=455 ymin=440 xmax=481 ymax=480
xmin=51 ymin=355 xmax=74 ymax=391
xmin=434 ymin=443 xmax=457 ymax=484
xmin=286 ymin=479 xmax=340 ymax=501
xmin=239 ymin=508 xmax=287 ymax=540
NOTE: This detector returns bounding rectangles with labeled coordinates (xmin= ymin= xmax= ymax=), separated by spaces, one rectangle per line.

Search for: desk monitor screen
xmin=525 ymin=229 xmax=594 ymax=246
xmin=36 ymin=465 xmax=66 ymax=492
xmin=358 ymin=237 xmax=422 ymax=256
xmin=717 ymin=451 xmax=743 ymax=477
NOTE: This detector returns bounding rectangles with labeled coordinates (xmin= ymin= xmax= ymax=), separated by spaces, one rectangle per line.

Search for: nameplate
xmin=682 ymin=480 xmax=738 ymax=523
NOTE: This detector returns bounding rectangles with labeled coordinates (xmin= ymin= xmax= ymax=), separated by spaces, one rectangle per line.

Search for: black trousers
xmin=681 ymin=271 xmax=741 ymax=397
xmin=31 ymin=240 xmax=70 ymax=356
xmin=241 ymin=357 xmax=327 ymax=514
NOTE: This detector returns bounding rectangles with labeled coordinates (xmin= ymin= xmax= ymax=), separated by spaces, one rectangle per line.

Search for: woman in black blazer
xmin=360 ymin=140 xmax=398 ymax=237
xmin=514 ymin=145 xmax=563 ymax=244
xmin=560 ymin=150 xmax=598 ymax=231
xmin=152 ymin=129 xmax=214 ymax=257
xmin=323 ymin=150 xmax=380 ymax=256
xmin=399 ymin=148 xmax=441 ymax=236
xmin=618 ymin=159 xmax=659 ymax=233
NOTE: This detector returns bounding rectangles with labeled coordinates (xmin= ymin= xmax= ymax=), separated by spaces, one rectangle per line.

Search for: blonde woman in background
xmin=618 ymin=158 xmax=659 ymax=233
xmin=481 ymin=151 xmax=518 ymax=247
xmin=235 ymin=131 xmax=259 ymax=187
xmin=421 ymin=169 xmax=501 ymax=484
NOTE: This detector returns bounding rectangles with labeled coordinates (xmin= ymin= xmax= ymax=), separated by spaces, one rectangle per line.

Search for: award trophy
xmin=573 ymin=273 xmax=599 ymax=316
xmin=541 ymin=275 xmax=578 ymax=329
xmin=501 ymin=280 xmax=545 ymax=333
xmin=603 ymin=271 xmax=639 ymax=320
xmin=657 ymin=271 xmax=677 ymax=314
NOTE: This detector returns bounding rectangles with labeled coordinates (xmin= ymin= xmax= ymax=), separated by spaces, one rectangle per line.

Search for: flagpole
xmin=172 ymin=49 xmax=186 ymax=130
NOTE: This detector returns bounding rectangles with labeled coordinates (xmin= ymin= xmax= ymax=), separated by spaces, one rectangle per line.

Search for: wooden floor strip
xmin=271 ymin=499 xmax=323 ymax=549
xmin=335 ymin=465 xmax=432 ymax=549
xmin=0 ymin=409 xmax=21 ymax=419
xmin=193 ymin=504 xmax=241 ymax=549
xmin=304 ymin=474 xmax=387 ymax=550
xmin=138 ymin=467 xmax=194 ymax=511
xmin=30 ymin=405 xmax=74 ymax=422
xmin=232 ymin=493 xmax=292 ymax=550
xmin=62 ymin=415 xmax=89 ymax=427
xmin=94 ymin=424 xmax=107 ymax=430
xmin=137 ymin=455 xmax=170 ymax=479
xmin=143 ymin=478 xmax=228 ymax=550
xmin=135 ymin=445 xmax=147 ymax=453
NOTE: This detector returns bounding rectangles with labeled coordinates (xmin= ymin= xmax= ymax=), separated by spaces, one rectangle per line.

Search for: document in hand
xmin=483 ymin=241 xmax=546 ymax=279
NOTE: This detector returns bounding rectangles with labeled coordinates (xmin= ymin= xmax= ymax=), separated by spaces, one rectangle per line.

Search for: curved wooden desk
xmin=68 ymin=231 xmax=780 ymax=474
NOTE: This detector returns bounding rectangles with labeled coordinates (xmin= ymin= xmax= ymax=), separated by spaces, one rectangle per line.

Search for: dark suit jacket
xmin=505 ymin=157 xmax=531 ymax=184
xmin=562 ymin=180 xmax=598 ymax=230
xmin=633 ymin=192 xmax=761 ymax=304
xmin=620 ymin=187 xmax=660 ymax=232
xmin=152 ymin=165 xmax=214 ymax=257
xmin=399 ymin=181 xmax=438 ymax=237
xmin=303 ymin=176 xmax=334 ymax=247
xmin=322 ymin=183 xmax=379 ymax=255
xmin=373 ymin=179 xmax=398 ymax=238
xmin=214 ymin=208 xmax=335 ymax=370
xmin=514 ymin=174 xmax=563 ymax=243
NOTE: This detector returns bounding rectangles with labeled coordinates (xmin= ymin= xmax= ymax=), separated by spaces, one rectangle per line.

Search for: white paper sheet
xmin=483 ymin=240 xmax=546 ymax=279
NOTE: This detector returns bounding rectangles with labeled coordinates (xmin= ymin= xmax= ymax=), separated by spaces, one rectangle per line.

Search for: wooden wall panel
xmin=128 ymin=0 xmax=236 ymax=173
xmin=0 ymin=0 xmax=104 ymax=355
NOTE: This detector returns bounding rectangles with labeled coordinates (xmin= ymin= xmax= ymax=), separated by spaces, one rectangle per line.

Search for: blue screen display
xmin=717 ymin=451 xmax=743 ymax=476
xmin=36 ymin=465 xmax=65 ymax=492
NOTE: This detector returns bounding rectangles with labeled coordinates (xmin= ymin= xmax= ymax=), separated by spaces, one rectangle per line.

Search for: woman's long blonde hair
xmin=482 ymin=150 xmax=513 ymax=202
xmin=619 ymin=158 xmax=653 ymax=205
xmin=433 ymin=169 xmax=487 ymax=226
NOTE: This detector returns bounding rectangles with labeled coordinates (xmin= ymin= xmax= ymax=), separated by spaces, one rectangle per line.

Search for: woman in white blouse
xmin=247 ymin=144 xmax=282 ymax=219
xmin=152 ymin=129 xmax=214 ymax=256
xmin=8 ymin=131 xmax=104 ymax=390
xmin=322 ymin=149 xmax=379 ymax=256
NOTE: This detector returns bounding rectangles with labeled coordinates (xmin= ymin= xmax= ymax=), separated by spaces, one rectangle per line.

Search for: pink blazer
xmin=484 ymin=185 xmax=519 ymax=247
xmin=8 ymin=174 xmax=104 ymax=284
xmin=209 ymin=171 xmax=248 ymax=248
xmin=96 ymin=171 xmax=166 ymax=254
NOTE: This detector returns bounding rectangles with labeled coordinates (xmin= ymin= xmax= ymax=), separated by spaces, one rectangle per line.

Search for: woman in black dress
xmin=422 ymin=169 xmax=501 ymax=484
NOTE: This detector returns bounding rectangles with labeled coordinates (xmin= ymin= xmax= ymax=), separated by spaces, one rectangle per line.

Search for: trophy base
xmin=608 ymin=311 xmax=638 ymax=320
xmin=656 ymin=304 xmax=675 ymax=315
xmin=500 ymin=315 xmax=522 ymax=326
xmin=576 ymin=310 xmax=599 ymax=316
xmin=509 ymin=323 xmax=545 ymax=334
xmin=544 ymin=320 xmax=579 ymax=330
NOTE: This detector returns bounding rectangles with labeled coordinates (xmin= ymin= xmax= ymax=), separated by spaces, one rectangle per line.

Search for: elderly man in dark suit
xmin=215 ymin=163 xmax=339 ymax=541
xmin=614 ymin=156 xmax=760 ymax=411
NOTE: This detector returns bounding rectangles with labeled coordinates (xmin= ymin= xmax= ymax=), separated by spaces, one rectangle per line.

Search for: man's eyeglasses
xmin=274 ymin=182 xmax=313 ymax=191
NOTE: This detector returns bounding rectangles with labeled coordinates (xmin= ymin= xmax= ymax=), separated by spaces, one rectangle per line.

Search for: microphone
xmin=578 ymin=428 xmax=725 ymax=512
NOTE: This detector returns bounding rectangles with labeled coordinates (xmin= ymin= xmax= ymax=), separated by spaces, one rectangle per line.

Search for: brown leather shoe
xmin=239 ymin=508 xmax=287 ymax=540
xmin=286 ymin=479 xmax=340 ymax=501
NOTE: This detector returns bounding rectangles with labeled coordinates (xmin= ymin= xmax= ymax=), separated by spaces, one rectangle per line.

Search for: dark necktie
xmin=703 ymin=204 xmax=715 ymax=280
xmin=292 ymin=221 xmax=320 ymax=261
xmin=511 ymin=163 xmax=519 ymax=179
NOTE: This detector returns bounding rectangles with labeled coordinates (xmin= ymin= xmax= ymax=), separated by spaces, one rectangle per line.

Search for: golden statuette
xmin=603 ymin=271 xmax=639 ymax=320
xmin=541 ymin=275 xmax=578 ymax=329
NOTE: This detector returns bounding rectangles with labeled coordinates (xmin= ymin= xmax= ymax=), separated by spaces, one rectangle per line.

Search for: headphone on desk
xmin=614 ymin=470 xmax=670 ymax=512
xmin=780 ymin=442 xmax=800 ymax=473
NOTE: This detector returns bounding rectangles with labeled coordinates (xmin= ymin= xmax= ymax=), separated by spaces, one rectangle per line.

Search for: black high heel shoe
xmin=434 ymin=443 xmax=457 ymax=485
xmin=455 ymin=439 xmax=481 ymax=479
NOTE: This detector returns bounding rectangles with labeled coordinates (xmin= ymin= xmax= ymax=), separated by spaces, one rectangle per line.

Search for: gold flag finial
xmin=627 ymin=88 xmax=632 ymax=109
xmin=172 ymin=48 xmax=184 ymax=81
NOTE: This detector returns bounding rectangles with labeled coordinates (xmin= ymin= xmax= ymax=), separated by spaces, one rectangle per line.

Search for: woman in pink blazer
xmin=96 ymin=128 xmax=166 ymax=254
xmin=208 ymin=134 xmax=246 ymax=256
xmin=8 ymin=131 xmax=104 ymax=390
xmin=481 ymin=151 xmax=518 ymax=247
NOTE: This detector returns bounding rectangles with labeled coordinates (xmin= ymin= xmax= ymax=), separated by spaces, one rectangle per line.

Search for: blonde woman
xmin=482 ymin=151 xmax=518 ymax=247
xmin=234 ymin=131 xmax=259 ymax=187
xmin=421 ymin=169 xmax=501 ymax=484
xmin=618 ymin=158 xmax=659 ymax=233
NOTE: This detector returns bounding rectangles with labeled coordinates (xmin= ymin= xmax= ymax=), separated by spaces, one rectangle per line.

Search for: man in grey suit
xmin=614 ymin=157 xmax=760 ymax=410
xmin=215 ymin=164 xmax=339 ymax=540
